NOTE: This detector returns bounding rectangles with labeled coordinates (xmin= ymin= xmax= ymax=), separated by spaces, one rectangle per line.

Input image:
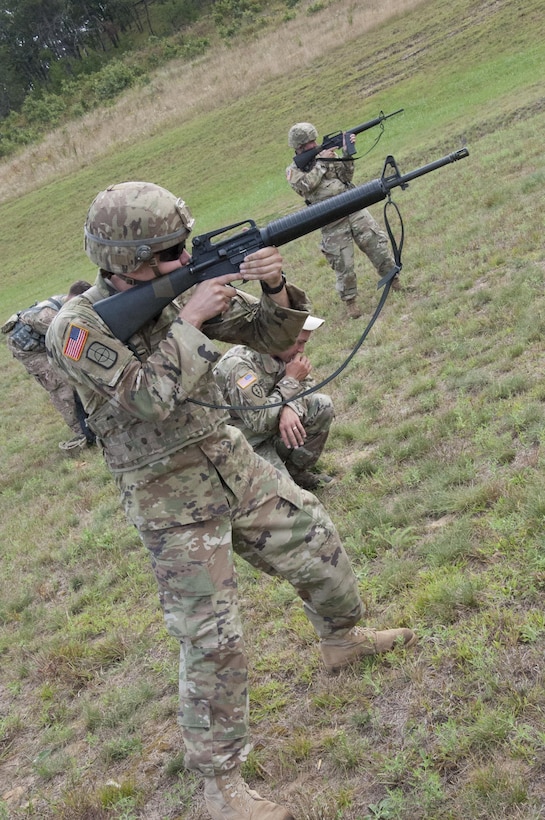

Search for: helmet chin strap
xmin=108 ymin=255 xmax=165 ymax=287
xmin=149 ymin=256 xmax=163 ymax=278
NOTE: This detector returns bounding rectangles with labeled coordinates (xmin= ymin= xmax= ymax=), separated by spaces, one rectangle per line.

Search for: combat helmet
xmin=288 ymin=122 xmax=318 ymax=150
xmin=84 ymin=181 xmax=195 ymax=275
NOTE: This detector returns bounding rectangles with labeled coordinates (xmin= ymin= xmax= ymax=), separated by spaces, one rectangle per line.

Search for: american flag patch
xmin=237 ymin=372 xmax=257 ymax=389
xmin=63 ymin=324 xmax=89 ymax=361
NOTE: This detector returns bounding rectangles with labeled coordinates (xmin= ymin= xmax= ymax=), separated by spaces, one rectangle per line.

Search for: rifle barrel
xmin=350 ymin=107 xmax=404 ymax=136
xmin=384 ymin=148 xmax=469 ymax=190
xmin=262 ymin=180 xmax=386 ymax=248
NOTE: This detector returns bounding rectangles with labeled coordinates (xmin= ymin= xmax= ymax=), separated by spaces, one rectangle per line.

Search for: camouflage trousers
xmin=8 ymin=340 xmax=81 ymax=434
xmin=253 ymin=391 xmax=334 ymax=478
xmin=116 ymin=427 xmax=363 ymax=776
xmin=320 ymin=208 xmax=395 ymax=301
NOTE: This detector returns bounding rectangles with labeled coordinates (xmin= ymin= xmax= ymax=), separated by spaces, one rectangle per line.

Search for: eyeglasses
xmin=158 ymin=241 xmax=186 ymax=262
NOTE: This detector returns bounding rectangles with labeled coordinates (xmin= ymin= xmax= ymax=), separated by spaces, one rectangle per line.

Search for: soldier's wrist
xmin=261 ymin=273 xmax=286 ymax=295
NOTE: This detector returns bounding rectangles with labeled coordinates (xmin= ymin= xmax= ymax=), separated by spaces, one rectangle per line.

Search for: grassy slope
xmin=1 ymin=0 xmax=545 ymax=818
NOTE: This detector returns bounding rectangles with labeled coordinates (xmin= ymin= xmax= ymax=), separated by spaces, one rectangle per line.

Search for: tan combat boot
xmin=204 ymin=771 xmax=294 ymax=819
xmin=344 ymin=298 xmax=362 ymax=319
xmin=320 ymin=626 xmax=417 ymax=673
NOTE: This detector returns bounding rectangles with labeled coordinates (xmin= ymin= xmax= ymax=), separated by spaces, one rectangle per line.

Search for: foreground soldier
xmin=214 ymin=314 xmax=335 ymax=490
xmin=46 ymin=181 xmax=416 ymax=819
xmin=286 ymin=122 xmax=400 ymax=319
xmin=2 ymin=280 xmax=94 ymax=450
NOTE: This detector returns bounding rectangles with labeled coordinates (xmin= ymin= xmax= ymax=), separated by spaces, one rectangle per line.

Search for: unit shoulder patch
xmin=86 ymin=341 xmax=118 ymax=369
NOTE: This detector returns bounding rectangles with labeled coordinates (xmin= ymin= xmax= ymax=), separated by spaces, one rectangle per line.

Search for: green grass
xmin=1 ymin=0 xmax=545 ymax=818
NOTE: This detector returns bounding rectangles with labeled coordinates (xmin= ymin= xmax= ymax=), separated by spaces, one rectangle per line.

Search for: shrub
xmin=21 ymin=93 xmax=67 ymax=127
xmin=92 ymin=61 xmax=142 ymax=101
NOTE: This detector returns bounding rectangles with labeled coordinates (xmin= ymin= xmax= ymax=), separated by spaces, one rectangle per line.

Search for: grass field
xmin=1 ymin=0 xmax=545 ymax=818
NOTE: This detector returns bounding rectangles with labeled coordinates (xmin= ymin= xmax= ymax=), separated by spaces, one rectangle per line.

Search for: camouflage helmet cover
xmin=84 ymin=181 xmax=195 ymax=274
xmin=288 ymin=122 xmax=318 ymax=150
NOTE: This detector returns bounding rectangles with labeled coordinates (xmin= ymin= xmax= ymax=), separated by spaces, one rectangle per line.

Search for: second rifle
xmin=293 ymin=108 xmax=404 ymax=170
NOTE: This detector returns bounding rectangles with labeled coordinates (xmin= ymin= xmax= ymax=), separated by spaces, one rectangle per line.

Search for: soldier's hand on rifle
xmin=179 ymin=273 xmax=240 ymax=328
xmin=239 ymin=247 xmax=290 ymax=307
xmin=239 ymin=246 xmax=283 ymax=283
xmin=317 ymin=147 xmax=337 ymax=160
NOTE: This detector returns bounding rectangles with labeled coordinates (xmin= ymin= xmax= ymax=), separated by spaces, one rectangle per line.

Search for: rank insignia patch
xmin=63 ymin=324 xmax=88 ymax=361
xmin=237 ymin=372 xmax=257 ymax=389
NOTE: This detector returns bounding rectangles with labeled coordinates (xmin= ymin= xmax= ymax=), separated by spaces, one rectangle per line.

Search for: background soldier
xmin=214 ymin=314 xmax=334 ymax=490
xmin=2 ymin=280 xmax=94 ymax=450
xmin=286 ymin=121 xmax=400 ymax=319
xmin=46 ymin=181 xmax=415 ymax=820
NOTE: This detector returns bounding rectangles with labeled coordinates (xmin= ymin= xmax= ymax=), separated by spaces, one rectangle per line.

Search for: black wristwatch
xmin=261 ymin=273 xmax=286 ymax=295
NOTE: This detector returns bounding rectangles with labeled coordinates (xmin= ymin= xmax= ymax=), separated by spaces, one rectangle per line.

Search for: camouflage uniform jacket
xmin=286 ymin=154 xmax=355 ymax=206
xmin=213 ymin=345 xmax=314 ymax=449
xmin=46 ymin=272 xmax=310 ymax=476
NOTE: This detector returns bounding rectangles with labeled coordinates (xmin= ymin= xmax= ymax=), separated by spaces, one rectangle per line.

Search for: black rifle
xmin=94 ymin=148 xmax=469 ymax=342
xmin=293 ymin=108 xmax=404 ymax=171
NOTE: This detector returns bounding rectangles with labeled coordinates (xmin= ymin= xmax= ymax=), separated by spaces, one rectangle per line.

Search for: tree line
xmin=0 ymin=0 xmax=301 ymax=158
xmin=0 ymin=0 xmax=208 ymax=119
